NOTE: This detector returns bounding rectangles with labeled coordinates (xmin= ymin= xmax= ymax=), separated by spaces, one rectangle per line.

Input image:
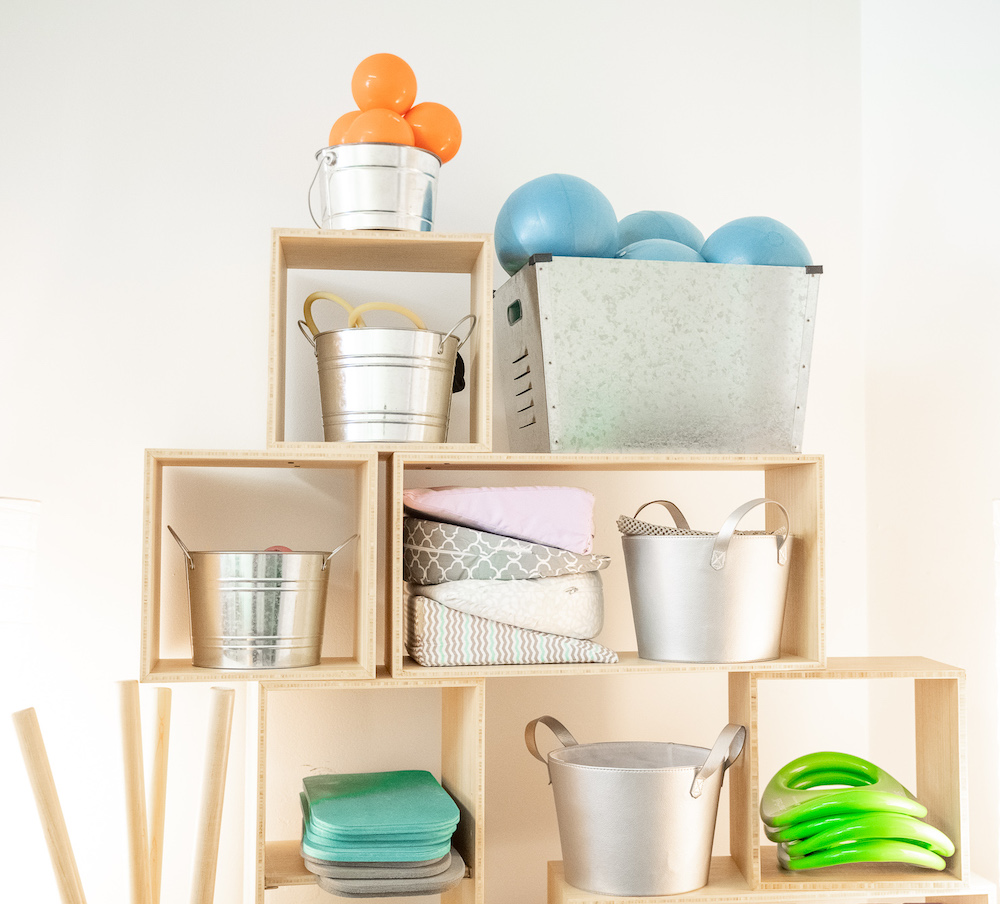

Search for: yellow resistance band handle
xmin=302 ymin=292 xmax=365 ymax=336
xmin=348 ymin=302 xmax=426 ymax=330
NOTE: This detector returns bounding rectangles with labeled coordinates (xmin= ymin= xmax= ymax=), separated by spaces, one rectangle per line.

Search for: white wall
xmin=0 ymin=1 xmax=993 ymax=901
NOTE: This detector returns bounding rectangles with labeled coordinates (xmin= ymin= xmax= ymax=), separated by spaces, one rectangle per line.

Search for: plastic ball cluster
xmin=326 ymin=53 xmax=462 ymax=164
xmin=494 ymin=174 xmax=812 ymax=277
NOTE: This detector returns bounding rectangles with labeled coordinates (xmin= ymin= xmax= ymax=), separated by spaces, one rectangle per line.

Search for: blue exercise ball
xmin=617 ymin=210 xmax=704 ymax=254
xmin=617 ymin=239 xmax=705 ymax=262
xmin=701 ymin=216 xmax=812 ymax=267
xmin=494 ymin=174 xmax=619 ymax=276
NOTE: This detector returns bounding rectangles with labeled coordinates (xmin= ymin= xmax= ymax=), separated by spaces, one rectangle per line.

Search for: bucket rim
xmin=185 ymin=549 xmax=333 ymax=557
xmin=548 ymin=739 xmax=710 ymax=773
xmin=315 ymin=143 xmax=443 ymax=165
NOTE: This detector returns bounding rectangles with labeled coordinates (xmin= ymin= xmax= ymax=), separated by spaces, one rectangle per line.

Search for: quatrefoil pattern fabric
xmin=403 ymin=517 xmax=610 ymax=585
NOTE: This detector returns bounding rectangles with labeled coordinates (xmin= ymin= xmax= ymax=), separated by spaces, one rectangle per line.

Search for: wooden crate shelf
xmin=729 ymin=656 xmax=969 ymax=893
xmin=251 ymin=674 xmax=485 ymax=904
xmin=388 ymin=452 xmax=825 ymax=678
xmin=139 ymin=448 xmax=378 ymax=681
xmin=266 ymin=228 xmax=494 ymax=456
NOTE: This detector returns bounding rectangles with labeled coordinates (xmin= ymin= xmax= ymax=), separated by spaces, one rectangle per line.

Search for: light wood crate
xmin=388 ymin=452 xmax=825 ymax=678
xmin=249 ymin=675 xmax=485 ymax=904
xmin=139 ymin=449 xmax=378 ymax=682
xmin=732 ymin=656 xmax=970 ymax=893
xmin=266 ymin=228 xmax=494 ymax=456
xmin=546 ymin=657 xmax=976 ymax=903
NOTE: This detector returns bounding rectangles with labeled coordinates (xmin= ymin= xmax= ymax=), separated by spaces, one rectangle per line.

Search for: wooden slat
xmin=728 ymin=673 xmax=757 ymax=885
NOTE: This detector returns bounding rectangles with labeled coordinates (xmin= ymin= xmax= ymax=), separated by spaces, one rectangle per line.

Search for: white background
xmin=1 ymin=1 xmax=998 ymax=901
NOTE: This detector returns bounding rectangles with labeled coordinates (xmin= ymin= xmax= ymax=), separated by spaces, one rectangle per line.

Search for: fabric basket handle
xmin=690 ymin=723 xmax=746 ymax=798
xmin=711 ymin=498 xmax=790 ymax=571
xmin=524 ymin=715 xmax=580 ymax=763
xmin=631 ymin=500 xmax=691 ymax=531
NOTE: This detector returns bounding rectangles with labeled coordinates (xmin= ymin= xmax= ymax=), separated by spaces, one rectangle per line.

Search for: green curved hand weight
xmin=783 ymin=812 xmax=955 ymax=858
xmin=760 ymin=751 xmax=925 ymax=828
xmin=777 ymin=838 xmax=948 ymax=871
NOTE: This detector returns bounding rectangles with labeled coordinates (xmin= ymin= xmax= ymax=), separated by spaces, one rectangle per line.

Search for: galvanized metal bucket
xmin=299 ymin=298 xmax=476 ymax=443
xmin=167 ymin=526 xmax=356 ymax=669
xmin=526 ymin=717 xmax=746 ymax=896
xmin=620 ymin=499 xmax=791 ymax=663
xmin=309 ymin=143 xmax=441 ymax=231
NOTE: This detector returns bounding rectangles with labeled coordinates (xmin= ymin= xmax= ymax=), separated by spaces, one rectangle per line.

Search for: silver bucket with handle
xmin=619 ymin=498 xmax=792 ymax=663
xmin=526 ymin=717 xmax=746 ymax=896
xmin=168 ymin=526 xmax=357 ymax=669
xmin=299 ymin=294 xmax=476 ymax=443
xmin=309 ymin=143 xmax=441 ymax=231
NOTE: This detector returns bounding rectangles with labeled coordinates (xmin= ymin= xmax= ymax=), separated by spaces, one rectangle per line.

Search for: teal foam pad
xmin=303 ymin=771 xmax=460 ymax=837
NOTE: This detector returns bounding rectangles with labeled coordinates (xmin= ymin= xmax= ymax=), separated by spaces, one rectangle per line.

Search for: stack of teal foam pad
xmin=300 ymin=770 xmax=465 ymax=896
xmin=760 ymin=752 xmax=955 ymax=871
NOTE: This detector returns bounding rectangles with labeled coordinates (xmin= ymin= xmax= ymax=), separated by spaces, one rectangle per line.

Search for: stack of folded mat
xmin=403 ymin=485 xmax=619 ymax=666
xmin=760 ymin=751 xmax=955 ymax=871
xmin=300 ymin=770 xmax=466 ymax=897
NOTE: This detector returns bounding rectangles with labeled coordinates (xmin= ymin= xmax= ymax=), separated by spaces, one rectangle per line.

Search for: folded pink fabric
xmin=402 ymin=485 xmax=596 ymax=554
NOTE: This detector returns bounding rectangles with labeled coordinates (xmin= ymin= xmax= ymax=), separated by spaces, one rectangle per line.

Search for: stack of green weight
xmin=760 ymin=752 xmax=955 ymax=871
xmin=300 ymin=770 xmax=465 ymax=897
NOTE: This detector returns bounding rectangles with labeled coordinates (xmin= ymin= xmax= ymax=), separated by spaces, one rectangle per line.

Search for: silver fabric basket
xmin=526 ymin=716 xmax=745 ymax=896
xmin=619 ymin=498 xmax=792 ymax=663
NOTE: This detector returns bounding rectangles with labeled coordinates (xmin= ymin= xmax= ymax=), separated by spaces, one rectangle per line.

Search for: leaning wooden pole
xmin=12 ymin=707 xmax=88 ymax=904
xmin=190 ymin=686 xmax=236 ymax=904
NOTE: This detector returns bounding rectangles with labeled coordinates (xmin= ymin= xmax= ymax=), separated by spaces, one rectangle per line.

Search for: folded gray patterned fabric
xmin=404 ymin=517 xmax=610 ymax=585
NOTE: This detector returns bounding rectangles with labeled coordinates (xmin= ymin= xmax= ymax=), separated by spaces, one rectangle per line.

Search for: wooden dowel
xmin=148 ymin=687 xmax=171 ymax=904
xmin=190 ymin=687 xmax=235 ymax=904
xmin=119 ymin=680 xmax=152 ymax=904
xmin=12 ymin=707 xmax=88 ymax=904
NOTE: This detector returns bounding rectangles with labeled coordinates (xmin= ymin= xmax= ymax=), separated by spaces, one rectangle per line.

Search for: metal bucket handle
xmin=438 ymin=313 xmax=477 ymax=355
xmin=308 ymin=147 xmax=337 ymax=229
xmin=712 ymin=498 xmax=790 ymax=570
xmin=166 ymin=524 xmax=195 ymax=570
xmin=690 ymin=724 xmax=746 ymax=799
xmin=347 ymin=302 xmax=426 ymax=330
xmin=631 ymin=500 xmax=691 ymax=531
xmin=166 ymin=525 xmax=358 ymax=571
xmin=322 ymin=533 xmax=359 ymax=570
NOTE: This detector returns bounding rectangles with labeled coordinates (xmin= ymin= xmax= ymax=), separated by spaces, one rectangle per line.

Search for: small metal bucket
xmin=526 ymin=717 xmax=745 ymax=896
xmin=168 ymin=527 xmax=356 ymax=669
xmin=620 ymin=499 xmax=792 ymax=663
xmin=309 ymin=143 xmax=441 ymax=231
xmin=299 ymin=298 xmax=476 ymax=443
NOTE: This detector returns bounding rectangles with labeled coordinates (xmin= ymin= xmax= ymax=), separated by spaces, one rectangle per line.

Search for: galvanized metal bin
xmin=494 ymin=256 xmax=821 ymax=453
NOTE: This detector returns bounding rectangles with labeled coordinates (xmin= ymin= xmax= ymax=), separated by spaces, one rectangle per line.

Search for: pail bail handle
xmin=524 ymin=715 xmax=580 ymax=763
xmin=322 ymin=533 xmax=359 ymax=570
xmin=711 ymin=498 xmax=790 ymax=570
xmin=348 ymin=302 xmax=426 ymax=330
xmin=167 ymin=525 xmax=195 ymax=571
xmin=690 ymin=724 xmax=746 ymax=799
xmin=308 ymin=148 xmax=337 ymax=229
xmin=631 ymin=500 xmax=691 ymax=531
xmin=437 ymin=313 xmax=477 ymax=355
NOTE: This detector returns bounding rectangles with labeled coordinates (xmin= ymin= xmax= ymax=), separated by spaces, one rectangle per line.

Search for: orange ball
xmin=351 ymin=53 xmax=417 ymax=114
xmin=343 ymin=108 xmax=415 ymax=145
xmin=328 ymin=110 xmax=361 ymax=146
xmin=404 ymin=102 xmax=462 ymax=163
